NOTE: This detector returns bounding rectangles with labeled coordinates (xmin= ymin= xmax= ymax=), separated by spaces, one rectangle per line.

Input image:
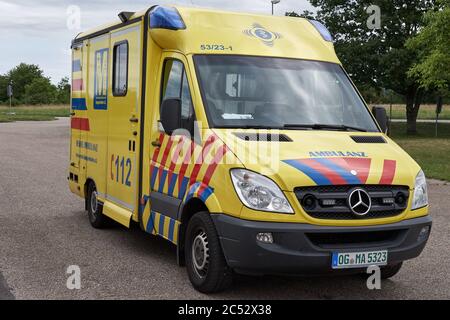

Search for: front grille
xmin=306 ymin=229 xmax=405 ymax=248
xmin=295 ymin=185 xmax=409 ymax=220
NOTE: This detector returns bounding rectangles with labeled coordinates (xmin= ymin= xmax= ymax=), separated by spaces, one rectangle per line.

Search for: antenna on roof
xmin=118 ymin=11 xmax=135 ymax=23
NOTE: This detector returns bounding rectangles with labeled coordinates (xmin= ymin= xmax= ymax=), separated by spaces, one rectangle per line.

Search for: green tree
xmin=6 ymin=63 xmax=44 ymax=103
xmin=0 ymin=74 xmax=8 ymax=103
xmin=286 ymin=10 xmax=316 ymax=19
xmin=292 ymin=0 xmax=436 ymax=134
xmin=56 ymin=77 xmax=71 ymax=104
xmin=24 ymin=77 xmax=58 ymax=105
xmin=407 ymin=0 xmax=450 ymax=94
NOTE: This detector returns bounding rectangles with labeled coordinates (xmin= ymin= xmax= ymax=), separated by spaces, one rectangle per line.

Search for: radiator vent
xmin=233 ymin=133 xmax=292 ymax=142
xmin=351 ymin=136 xmax=386 ymax=143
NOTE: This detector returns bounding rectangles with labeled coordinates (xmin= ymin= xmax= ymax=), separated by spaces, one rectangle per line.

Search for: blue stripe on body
xmin=185 ymin=182 xmax=201 ymax=202
xmin=158 ymin=169 xmax=168 ymax=193
xmin=168 ymin=173 xmax=178 ymax=197
xmin=283 ymin=159 xmax=332 ymax=185
xmin=314 ymin=158 xmax=361 ymax=184
xmin=146 ymin=211 xmax=155 ymax=232
xmin=72 ymin=60 xmax=82 ymax=72
xmin=178 ymin=177 xmax=190 ymax=200
xmin=71 ymin=98 xmax=87 ymax=110
xmin=158 ymin=214 xmax=165 ymax=235
xmin=199 ymin=187 xmax=214 ymax=202
xmin=168 ymin=218 xmax=176 ymax=242
xmin=150 ymin=166 xmax=158 ymax=190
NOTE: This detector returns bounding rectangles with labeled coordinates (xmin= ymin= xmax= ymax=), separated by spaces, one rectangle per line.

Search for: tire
xmin=87 ymin=182 xmax=106 ymax=229
xmin=185 ymin=212 xmax=233 ymax=293
xmin=380 ymin=262 xmax=403 ymax=279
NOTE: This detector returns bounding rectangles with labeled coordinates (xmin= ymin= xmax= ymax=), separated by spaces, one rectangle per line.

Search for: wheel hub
xmin=192 ymin=231 xmax=209 ymax=278
xmin=90 ymin=190 xmax=98 ymax=213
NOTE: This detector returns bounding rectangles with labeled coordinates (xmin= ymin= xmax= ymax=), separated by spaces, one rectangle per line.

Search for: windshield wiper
xmin=283 ymin=123 xmax=367 ymax=132
xmin=216 ymin=125 xmax=282 ymax=130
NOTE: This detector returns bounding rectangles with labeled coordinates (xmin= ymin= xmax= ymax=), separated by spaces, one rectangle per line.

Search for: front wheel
xmin=185 ymin=212 xmax=233 ymax=293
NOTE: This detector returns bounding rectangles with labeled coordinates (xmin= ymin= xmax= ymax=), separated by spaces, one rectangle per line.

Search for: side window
xmin=162 ymin=60 xmax=183 ymax=100
xmin=113 ymin=41 xmax=128 ymax=96
xmin=181 ymin=73 xmax=193 ymax=119
xmin=161 ymin=59 xmax=195 ymax=132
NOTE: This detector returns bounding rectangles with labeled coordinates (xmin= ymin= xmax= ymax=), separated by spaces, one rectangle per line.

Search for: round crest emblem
xmin=244 ymin=23 xmax=282 ymax=47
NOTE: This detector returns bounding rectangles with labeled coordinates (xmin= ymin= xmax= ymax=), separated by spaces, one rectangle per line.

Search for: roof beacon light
xmin=309 ymin=20 xmax=333 ymax=42
xmin=149 ymin=6 xmax=186 ymax=30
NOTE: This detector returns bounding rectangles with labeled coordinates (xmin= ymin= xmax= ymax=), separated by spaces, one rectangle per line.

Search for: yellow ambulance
xmin=69 ymin=5 xmax=431 ymax=293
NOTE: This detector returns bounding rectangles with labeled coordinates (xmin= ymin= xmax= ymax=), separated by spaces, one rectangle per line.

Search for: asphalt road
xmin=0 ymin=118 xmax=449 ymax=300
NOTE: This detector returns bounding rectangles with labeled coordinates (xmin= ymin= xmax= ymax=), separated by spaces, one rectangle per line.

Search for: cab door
xmin=147 ymin=53 xmax=197 ymax=222
xmin=106 ymin=26 xmax=141 ymax=218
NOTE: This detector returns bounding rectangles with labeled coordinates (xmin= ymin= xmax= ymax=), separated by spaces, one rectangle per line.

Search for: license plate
xmin=332 ymin=250 xmax=388 ymax=269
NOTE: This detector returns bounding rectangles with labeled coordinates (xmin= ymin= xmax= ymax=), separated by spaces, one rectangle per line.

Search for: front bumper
xmin=211 ymin=214 xmax=432 ymax=276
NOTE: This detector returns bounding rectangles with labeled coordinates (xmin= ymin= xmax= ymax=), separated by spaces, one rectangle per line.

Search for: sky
xmin=0 ymin=0 xmax=314 ymax=84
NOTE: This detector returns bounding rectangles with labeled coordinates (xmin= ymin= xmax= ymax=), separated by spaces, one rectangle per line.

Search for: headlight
xmin=230 ymin=169 xmax=294 ymax=214
xmin=412 ymin=170 xmax=428 ymax=210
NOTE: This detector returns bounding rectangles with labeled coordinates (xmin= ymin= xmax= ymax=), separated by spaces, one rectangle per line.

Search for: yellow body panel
xmin=69 ymin=5 xmax=428 ymax=247
xmin=150 ymin=7 xmax=339 ymax=63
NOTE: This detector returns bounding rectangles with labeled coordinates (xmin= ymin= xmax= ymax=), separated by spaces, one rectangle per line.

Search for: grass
xmin=372 ymin=104 xmax=450 ymax=120
xmin=2 ymin=104 xmax=447 ymax=121
xmin=389 ymin=122 xmax=450 ymax=181
xmin=0 ymin=105 xmax=70 ymax=122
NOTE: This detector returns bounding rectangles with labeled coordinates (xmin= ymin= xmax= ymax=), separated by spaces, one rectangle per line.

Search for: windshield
xmin=194 ymin=55 xmax=379 ymax=132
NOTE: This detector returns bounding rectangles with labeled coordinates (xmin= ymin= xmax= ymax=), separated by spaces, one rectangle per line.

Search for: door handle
xmin=129 ymin=117 xmax=139 ymax=123
xmin=152 ymin=140 xmax=162 ymax=148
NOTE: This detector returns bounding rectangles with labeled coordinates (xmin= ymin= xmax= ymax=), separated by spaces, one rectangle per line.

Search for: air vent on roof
xmin=351 ymin=136 xmax=386 ymax=143
xmin=233 ymin=133 xmax=293 ymax=142
xmin=118 ymin=11 xmax=135 ymax=23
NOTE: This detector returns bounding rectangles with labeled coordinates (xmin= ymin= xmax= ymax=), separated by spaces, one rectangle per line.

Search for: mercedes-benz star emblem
xmin=348 ymin=188 xmax=371 ymax=216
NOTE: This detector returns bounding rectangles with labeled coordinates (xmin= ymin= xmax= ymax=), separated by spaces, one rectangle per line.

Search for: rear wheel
xmin=185 ymin=212 xmax=233 ymax=293
xmin=380 ymin=262 xmax=403 ymax=279
xmin=87 ymin=182 xmax=106 ymax=229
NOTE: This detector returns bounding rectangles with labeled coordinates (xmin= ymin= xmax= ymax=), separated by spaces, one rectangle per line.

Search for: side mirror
xmin=372 ymin=106 xmax=388 ymax=134
xmin=160 ymin=98 xmax=182 ymax=135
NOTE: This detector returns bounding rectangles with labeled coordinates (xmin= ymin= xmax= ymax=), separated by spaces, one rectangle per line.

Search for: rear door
xmin=85 ymin=35 xmax=109 ymax=200
xmin=70 ymin=43 xmax=85 ymax=169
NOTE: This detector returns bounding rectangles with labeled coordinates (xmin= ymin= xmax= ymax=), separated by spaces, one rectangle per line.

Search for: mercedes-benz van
xmin=68 ymin=5 xmax=431 ymax=293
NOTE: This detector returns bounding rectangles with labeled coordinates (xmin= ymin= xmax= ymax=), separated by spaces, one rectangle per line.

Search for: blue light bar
xmin=309 ymin=20 xmax=333 ymax=42
xmin=149 ymin=6 xmax=186 ymax=30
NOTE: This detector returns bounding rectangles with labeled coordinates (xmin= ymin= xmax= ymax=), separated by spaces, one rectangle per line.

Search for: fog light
xmin=256 ymin=233 xmax=274 ymax=244
xmin=302 ymin=195 xmax=316 ymax=210
xmin=395 ymin=192 xmax=406 ymax=205
xmin=417 ymin=226 xmax=430 ymax=242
